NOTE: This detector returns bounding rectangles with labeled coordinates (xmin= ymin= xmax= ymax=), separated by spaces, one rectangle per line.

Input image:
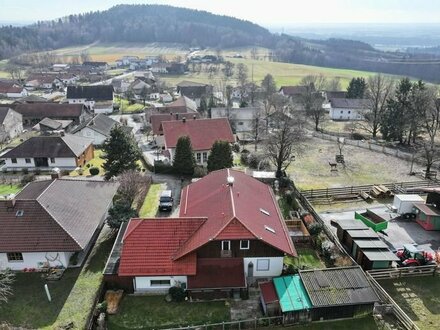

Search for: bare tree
xmin=5 ymin=64 xmax=24 ymax=82
xmin=117 ymin=170 xmax=152 ymax=207
xmin=420 ymin=88 xmax=440 ymax=176
xmin=222 ymin=61 xmax=235 ymax=80
xmin=364 ymin=74 xmax=394 ymax=138
xmin=265 ymin=108 xmax=306 ymax=177
xmin=236 ymin=63 xmax=248 ymax=103
xmin=247 ymin=107 xmax=265 ymax=152
xmin=299 ymin=75 xmax=326 ymax=131
xmin=250 ymin=47 xmax=258 ymax=60
xmin=80 ymin=51 xmax=91 ymax=63
xmin=0 ymin=269 xmax=14 ymax=303
xmin=326 ymin=78 xmax=342 ymax=91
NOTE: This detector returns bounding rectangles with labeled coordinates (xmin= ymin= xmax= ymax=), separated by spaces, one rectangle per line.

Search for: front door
xmin=34 ymin=157 xmax=49 ymax=167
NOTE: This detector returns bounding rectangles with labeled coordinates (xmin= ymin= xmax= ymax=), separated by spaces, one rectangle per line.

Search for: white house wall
xmin=243 ymin=257 xmax=284 ymax=277
xmin=4 ymin=157 xmax=77 ymax=170
xmin=330 ymin=107 xmax=365 ymax=121
xmin=0 ymin=251 xmax=72 ymax=270
xmin=134 ymin=276 xmax=187 ymax=293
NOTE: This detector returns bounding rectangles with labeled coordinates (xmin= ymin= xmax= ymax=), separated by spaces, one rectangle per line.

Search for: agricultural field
xmin=289 ymin=136 xmax=423 ymax=190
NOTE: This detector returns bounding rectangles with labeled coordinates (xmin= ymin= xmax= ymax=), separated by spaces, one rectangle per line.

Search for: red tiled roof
xmin=175 ymin=169 xmax=297 ymax=259
xmin=260 ymin=281 xmax=278 ymax=304
xmin=118 ymin=218 xmax=206 ymax=276
xmin=187 ymin=258 xmax=246 ymax=289
xmin=150 ymin=113 xmax=199 ymax=135
xmin=162 ymin=118 xmax=235 ymax=151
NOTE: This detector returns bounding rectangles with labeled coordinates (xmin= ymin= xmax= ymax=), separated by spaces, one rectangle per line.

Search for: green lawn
xmin=107 ymin=295 xmax=230 ymax=330
xmin=284 ymin=247 xmax=325 ymax=270
xmin=114 ymin=97 xmax=146 ymax=113
xmin=70 ymin=149 xmax=105 ymax=176
xmin=379 ymin=276 xmax=440 ymax=330
xmin=138 ymin=183 xmax=163 ymax=217
xmin=285 ymin=316 xmax=378 ymax=330
xmin=0 ymin=184 xmax=22 ymax=195
xmin=0 ymin=228 xmax=116 ymax=329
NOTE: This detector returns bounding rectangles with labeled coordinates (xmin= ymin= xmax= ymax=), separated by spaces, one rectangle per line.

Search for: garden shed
xmin=343 ymin=228 xmax=379 ymax=253
xmin=360 ymin=249 xmax=400 ymax=270
xmin=413 ymin=203 xmax=440 ymax=231
xmin=333 ymin=219 xmax=369 ymax=243
xmin=299 ymin=266 xmax=380 ymax=321
xmin=259 ymin=281 xmax=280 ymax=316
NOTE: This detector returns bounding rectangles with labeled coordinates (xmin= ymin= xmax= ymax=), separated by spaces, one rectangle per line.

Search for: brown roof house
xmin=1 ymin=134 xmax=94 ymax=171
xmin=12 ymin=103 xmax=89 ymax=125
xmin=0 ymin=179 xmax=119 ymax=270
xmin=0 ymin=107 xmax=23 ymax=143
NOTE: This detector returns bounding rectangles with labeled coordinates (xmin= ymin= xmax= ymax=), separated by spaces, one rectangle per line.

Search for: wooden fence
xmin=301 ymin=180 xmax=438 ymax=201
xmin=367 ymin=265 xmax=437 ymax=280
xmin=161 ymin=316 xmax=284 ymax=330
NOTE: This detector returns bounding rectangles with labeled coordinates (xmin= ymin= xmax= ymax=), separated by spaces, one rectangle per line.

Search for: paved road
xmin=151 ymin=173 xmax=183 ymax=217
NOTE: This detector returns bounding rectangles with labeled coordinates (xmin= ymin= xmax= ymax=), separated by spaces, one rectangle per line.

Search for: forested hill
xmin=0 ymin=4 xmax=274 ymax=59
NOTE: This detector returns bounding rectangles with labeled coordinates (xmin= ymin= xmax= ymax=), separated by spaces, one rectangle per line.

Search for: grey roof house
xmin=0 ymin=106 xmax=23 ymax=143
xmin=0 ymin=179 xmax=119 ymax=270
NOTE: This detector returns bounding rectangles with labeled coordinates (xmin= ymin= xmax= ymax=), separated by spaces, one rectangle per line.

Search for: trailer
xmin=393 ymin=194 xmax=424 ymax=214
xmin=355 ymin=209 xmax=388 ymax=232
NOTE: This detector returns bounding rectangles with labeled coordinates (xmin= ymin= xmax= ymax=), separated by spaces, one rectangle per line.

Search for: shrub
xmin=240 ymin=152 xmax=249 ymax=165
xmin=169 ymin=286 xmax=186 ymax=302
xmin=154 ymin=160 xmax=174 ymax=174
xmin=352 ymin=132 xmax=365 ymax=140
xmin=89 ymin=167 xmax=100 ymax=176
xmin=86 ymin=163 xmax=91 ymax=168
xmin=308 ymin=223 xmax=323 ymax=236
xmin=20 ymin=174 xmax=35 ymax=186
xmin=34 ymin=168 xmax=41 ymax=175
xmin=193 ymin=166 xmax=207 ymax=178
xmin=61 ymin=170 xmax=71 ymax=176
xmin=132 ymin=114 xmax=143 ymax=123
xmin=96 ymin=301 xmax=108 ymax=313
xmin=69 ymin=252 xmax=79 ymax=266
xmin=21 ymin=168 xmax=29 ymax=175
xmin=232 ymin=143 xmax=240 ymax=153
xmin=77 ymin=168 xmax=84 ymax=176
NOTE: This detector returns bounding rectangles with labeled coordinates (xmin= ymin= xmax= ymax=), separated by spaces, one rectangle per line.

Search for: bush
xmin=193 ymin=166 xmax=207 ymax=178
xmin=132 ymin=114 xmax=143 ymax=123
xmin=86 ymin=163 xmax=91 ymax=168
xmin=154 ymin=160 xmax=174 ymax=174
xmin=240 ymin=152 xmax=249 ymax=165
xmin=308 ymin=223 xmax=323 ymax=236
xmin=69 ymin=252 xmax=79 ymax=266
xmin=168 ymin=286 xmax=186 ymax=302
xmin=247 ymin=154 xmax=270 ymax=170
xmin=232 ymin=143 xmax=240 ymax=153
xmin=77 ymin=168 xmax=84 ymax=176
xmin=21 ymin=168 xmax=29 ymax=175
xmin=89 ymin=167 xmax=100 ymax=176
xmin=61 ymin=170 xmax=70 ymax=176
xmin=96 ymin=301 xmax=108 ymax=313
xmin=20 ymin=173 xmax=35 ymax=186
xmin=352 ymin=132 xmax=365 ymax=140
xmin=34 ymin=168 xmax=41 ymax=175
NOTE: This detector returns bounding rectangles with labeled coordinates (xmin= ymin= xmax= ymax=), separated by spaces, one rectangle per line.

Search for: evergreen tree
xmin=106 ymin=202 xmax=138 ymax=229
xmin=173 ymin=136 xmax=196 ymax=175
xmin=199 ymin=96 xmax=208 ymax=115
xmin=347 ymin=77 xmax=367 ymax=98
xmin=102 ymin=126 xmax=142 ymax=180
xmin=207 ymin=140 xmax=233 ymax=172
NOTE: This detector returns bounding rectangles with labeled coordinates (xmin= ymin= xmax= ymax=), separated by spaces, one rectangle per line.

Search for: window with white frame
xmin=202 ymin=152 xmax=208 ymax=163
xmin=221 ymin=240 xmax=231 ymax=250
xmin=240 ymin=240 xmax=250 ymax=250
xmin=7 ymin=252 xmax=23 ymax=262
xmin=257 ymin=259 xmax=270 ymax=271
xmin=150 ymin=280 xmax=171 ymax=287
xmin=196 ymin=152 xmax=202 ymax=163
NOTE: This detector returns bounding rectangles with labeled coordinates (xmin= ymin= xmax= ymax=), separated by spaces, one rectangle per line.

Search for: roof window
xmin=16 ymin=210 xmax=24 ymax=217
xmin=260 ymin=208 xmax=270 ymax=216
xmin=264 ymin=225 xmax=275 ymax=234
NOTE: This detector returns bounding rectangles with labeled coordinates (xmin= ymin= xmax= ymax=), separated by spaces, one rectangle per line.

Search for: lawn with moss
xmin=0 ymin=184 xmax=22 ymax=195
xmin=284 ymin=247 xmax=324 ymax=270
xmin=285 ymin=315 xmax=378 ymax=330
xmin=70 ymin=149 xmax=106 ymax=176
xmin=114 ymin=97 xmax=146 ymax=113
xmin=138 ymin=183 xmax=163 ymax=217
xmin=108 ymin=295 xmax=230 ymax=330
xmin=379 ymin=276 xmax=440 ymax=330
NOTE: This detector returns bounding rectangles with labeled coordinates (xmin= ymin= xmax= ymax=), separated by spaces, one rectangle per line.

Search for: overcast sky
xmin=2 ymin=0 xmax=440 ymax=26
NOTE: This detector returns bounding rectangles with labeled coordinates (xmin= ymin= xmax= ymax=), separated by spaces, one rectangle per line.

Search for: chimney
xmin=193 ymin=115 xmax=197 ymax=120
xmin=227 ymin=176 xmax=235 ymax=187
xmin=51 ymin=167 xmax=61 ymax=180
xmin=175 ymin=113 xmax=179 ymax=120
xmin=182 ymin=117 xmax=186 ymax=123
xmin=60 ymin=131 xmax=65 ymax=137
xmin=6 ymin=197 xmax=16 ymax=210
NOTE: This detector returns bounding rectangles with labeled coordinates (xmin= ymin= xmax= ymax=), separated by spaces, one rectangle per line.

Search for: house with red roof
xmin=161 ymin=117 xmax=235 ymax=165
xmin=104 ymin=169 xmax=296 ymax=297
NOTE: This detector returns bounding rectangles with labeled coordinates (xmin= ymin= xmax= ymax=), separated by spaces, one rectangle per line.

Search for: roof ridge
xmin=35 ymin=179 xmax=57 ymax=200
xmin=171 ymin=217 xmax=208 ymax=260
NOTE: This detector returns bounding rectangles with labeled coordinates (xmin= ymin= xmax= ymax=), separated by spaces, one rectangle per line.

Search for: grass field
xmin=0 ymin=184 xmax=21 ymax=195
xmin=379 ymin=276 xmax=440 ymax=330
xmin=289 ymin=136 xmax=423 ymax=190
xmin=44 ymin=42 xmax=392 ymax=89
xmin=138 ymin=183 xmax=163 ymax=217
xmin=285 ymin=316 xmax=378 ymax=330
xmin=107 ymin=295 xmax=230 ymax=330
xmin=70 ymin=149 xmax=106 ymax=176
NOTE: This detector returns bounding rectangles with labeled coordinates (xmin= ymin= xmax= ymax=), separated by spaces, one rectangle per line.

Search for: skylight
xmin=260 ymin=208 xmax=270 ymax=216
xmin=264 ymin=225 xmax=275 ymax=234
xmin=16 ymin=210 xmax=24 ymax=217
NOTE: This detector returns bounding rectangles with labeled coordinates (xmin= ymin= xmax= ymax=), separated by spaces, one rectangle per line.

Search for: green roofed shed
xmin=273 ymin=275 xmax=312 ymax=312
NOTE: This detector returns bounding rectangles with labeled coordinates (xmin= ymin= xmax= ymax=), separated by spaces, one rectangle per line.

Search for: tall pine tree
xmin=102 ymin=125 xmax=142 ymax=180
xmin=173 ymin=136 xmax=196 ymax=175
xmin=347 ymin=77 xmax=367 ymax=98
xmin=207 ymin=140 xmax=233 ymax=172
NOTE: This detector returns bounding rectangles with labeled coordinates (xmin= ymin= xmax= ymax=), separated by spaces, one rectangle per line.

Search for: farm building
xmin=412 ymin=190 xmax=440 ymax=230
xmin=261 ymin=267 xmax=380 ymax=324
xmin=333 ymin=219 xmax=369 ymax=243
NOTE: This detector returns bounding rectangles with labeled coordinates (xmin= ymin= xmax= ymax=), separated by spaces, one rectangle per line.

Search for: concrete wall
xmin=134 ymin=275 xmax=187 ymax=293
xmin=0 ymin=251 xmax=72 ymax=270
xmin=243 ymin=257 xmax=284 ymax=277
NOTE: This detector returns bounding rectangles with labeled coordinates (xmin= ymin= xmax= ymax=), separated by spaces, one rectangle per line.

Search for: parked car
xmin=159 ymin=190 xmax=173 ymax=212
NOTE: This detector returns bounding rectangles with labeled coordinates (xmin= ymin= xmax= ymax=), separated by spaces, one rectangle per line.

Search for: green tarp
xmin=273 ymin=275 xmax=312 ymax=312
